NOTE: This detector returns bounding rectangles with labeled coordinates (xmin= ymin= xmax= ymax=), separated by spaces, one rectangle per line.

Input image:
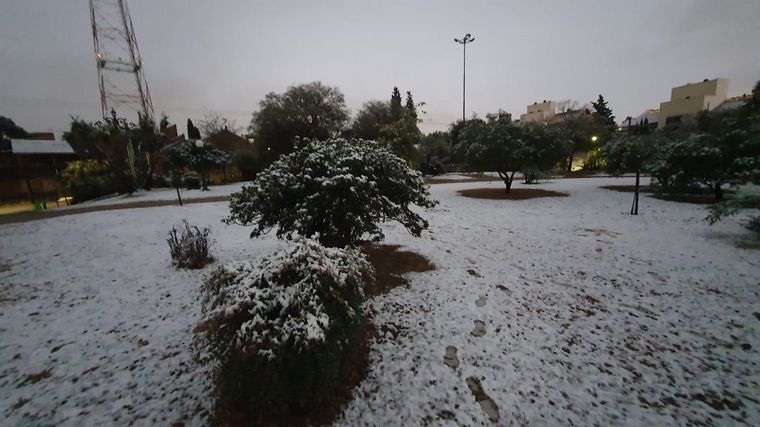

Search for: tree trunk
xmin=175 ymin=185 xmax=183 ymax=206
xmin=714 ymin=185 xmax=723 ymax=201
xmin=566 ymin=153 xmax=574 ymax=172
xmin=502 ymin=171 xmax=515 ymax=194
xmin=631 ymin=169 xmax=640 ymax=215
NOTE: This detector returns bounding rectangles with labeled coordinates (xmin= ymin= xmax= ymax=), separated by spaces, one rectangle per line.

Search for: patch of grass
xmin=458 ymin=188 xmax=568 ymax=200
xmin=361 ymin=244 xmax=436 ymax=296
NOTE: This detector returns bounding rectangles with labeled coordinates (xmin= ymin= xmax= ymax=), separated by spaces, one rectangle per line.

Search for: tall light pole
xmin=454 ymin=33 xmax=475 ymax=122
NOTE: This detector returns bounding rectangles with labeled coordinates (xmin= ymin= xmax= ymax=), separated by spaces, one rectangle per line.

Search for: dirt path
xmin=0 ymin=196 xmax=229 ymax=226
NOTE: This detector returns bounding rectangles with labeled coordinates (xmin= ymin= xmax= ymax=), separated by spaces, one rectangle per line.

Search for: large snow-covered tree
xmin=226 ymin=137 xmax=437 ymax=247
xmin=166 ymin=139 xmax=230 ymax=190
xmin=458 ymin=115 xmax=571 ymax=193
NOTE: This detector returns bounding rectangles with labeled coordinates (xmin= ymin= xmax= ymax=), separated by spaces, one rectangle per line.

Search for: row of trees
xmin=604 ymin=80 xmax=760 ymax=218
xmin=248 ymin=82 xmax=426 ymax=164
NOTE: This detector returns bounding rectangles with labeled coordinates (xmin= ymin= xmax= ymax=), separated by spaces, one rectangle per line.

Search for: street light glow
xmin=591 ymin=136 xmax=598 ymax=142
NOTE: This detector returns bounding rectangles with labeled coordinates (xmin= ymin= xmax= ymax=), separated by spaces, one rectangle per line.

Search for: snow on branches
xmin=226 ymin=138 xmax=437 ymax=247
xmin=197 ymin=236 xmax=372 ymax=361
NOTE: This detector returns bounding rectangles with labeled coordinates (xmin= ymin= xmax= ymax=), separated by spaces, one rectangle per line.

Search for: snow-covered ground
xmin=1 ymin=177 xmax=758 ymax=426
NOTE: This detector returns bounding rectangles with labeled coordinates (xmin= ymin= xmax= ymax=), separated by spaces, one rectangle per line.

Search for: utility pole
xmin=454 ymin=33 xmax=475 ymax=122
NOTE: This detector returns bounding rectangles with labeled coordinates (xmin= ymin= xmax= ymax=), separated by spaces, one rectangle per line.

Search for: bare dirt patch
xmin=361 ymin=243 xmax=436 ymax=297
xmin=426 ymin=176 xmax=496 ymax=184
xmin=458 ymin=188 xmax=568 ymax=200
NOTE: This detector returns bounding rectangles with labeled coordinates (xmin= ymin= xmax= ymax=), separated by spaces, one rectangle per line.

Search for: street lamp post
xmin=454 ymin=33 xmax=475 ymax=122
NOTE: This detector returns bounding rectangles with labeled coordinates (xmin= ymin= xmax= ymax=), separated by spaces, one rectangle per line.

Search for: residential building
xmin=657 ymin=78 xmax=728 ymax=128
xmin=0 ymin=139 xmax=78 ymax=202
xmin=519 ymin=100 xmax=556 ymax=123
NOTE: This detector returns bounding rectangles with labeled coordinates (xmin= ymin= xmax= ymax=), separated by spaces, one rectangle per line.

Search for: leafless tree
xmin=198 ymin=111 xmax=241 ymax=138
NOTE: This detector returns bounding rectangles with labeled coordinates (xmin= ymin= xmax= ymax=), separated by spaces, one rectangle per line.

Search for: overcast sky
xmin=1 ymin=0 xmax=759 ymax=136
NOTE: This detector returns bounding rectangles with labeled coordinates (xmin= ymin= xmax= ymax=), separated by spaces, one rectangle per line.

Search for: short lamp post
xmin=194 ymin=139 xmax=210 ymax=191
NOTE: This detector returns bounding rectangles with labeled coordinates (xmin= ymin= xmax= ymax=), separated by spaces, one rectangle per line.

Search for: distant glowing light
xmin=591 ymin=136 xmax=598 ymax=142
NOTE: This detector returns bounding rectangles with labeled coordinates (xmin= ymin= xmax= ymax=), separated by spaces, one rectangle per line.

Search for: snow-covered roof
xmin=10 ymin=139 xmax=75 ymax=155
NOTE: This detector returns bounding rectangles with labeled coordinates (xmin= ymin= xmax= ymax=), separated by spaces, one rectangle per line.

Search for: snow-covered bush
xmin=167 ymin=220 xmax=213 ymax=269
xmin=196 ymin=236 xmax=373 ymax=409
xmin=225 ymin=137 xmax=437 ymax=248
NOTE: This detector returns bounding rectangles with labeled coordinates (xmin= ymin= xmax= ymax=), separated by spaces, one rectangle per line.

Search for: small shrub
xmin=167 ymin=220 xmax=213 ymax=268
xmin=183 ymin=171 xmax=201 ymax=190
xmin=196 ymin=236 xmax=373 ymax=414
xmin=521 ymin=167 xmax=550 ymax=184
xmin=233 ymin=152 xmax=264 ymax=181
xmin=746 ymin=216 xmax=760 ymax=237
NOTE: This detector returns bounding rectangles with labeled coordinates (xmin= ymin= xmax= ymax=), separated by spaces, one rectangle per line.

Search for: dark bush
xmin=233 ymin=152 xmax=264 ymax=181
xmin=183 ymin=171 xmax=201 ymax=190
xmin=167 ymin=220 xmax=213 ymax=269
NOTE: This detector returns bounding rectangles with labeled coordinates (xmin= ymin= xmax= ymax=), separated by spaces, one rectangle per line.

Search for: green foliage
xmin=197 ymin=237 xmax=372 ymax=415
xmin=183 ymin=171 xmax=201 ymax=189
xmin=0 ymin=116 xmax=29 ymax=139
xmin=591 ymin=94 xmax=616 ymax=127
xmin=457 ymin=115 xmax=571 ymax=192
xmin=167 ymin=140 xmax=231 ymax=190
xmin=706 ymin=193 xmax=760 ymax=239
xmin=650 ymin=109 xmax=760 ymax=200
xmin=248 ymin=82 xmax=350 ymax=157
xmin=602 ymin=134 xmax=660 ymax=176
xmin=419 ymin=131 xmax=451 ymax=175
xmin=378 ymin=113 xmax=422 ymax=163
xmin=64 ymin=119 xmax=137 ymax=195
xmin=345 ymin=100 xmax=392 ymax=140
xmin=390 ymin=87 xmax=403 ymax=121
xmin=187 ymin=119 xmax=201 ymax=139
xmin=233 ymin=152 xmax=264 ymax=181
xmin=226 ymin=138 xmax=437 ymax=248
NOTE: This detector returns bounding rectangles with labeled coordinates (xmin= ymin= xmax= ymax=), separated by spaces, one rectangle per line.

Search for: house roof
xmin=10 ymin=139 xmax=75 ymax=155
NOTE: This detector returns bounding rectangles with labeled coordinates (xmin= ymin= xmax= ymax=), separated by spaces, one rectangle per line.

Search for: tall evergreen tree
xmin=390 ymin=87 xmax=403 ymax=121
xmin=187 ymin=119 xmax=201 ymax=139
xmin=591 ymin=94 xmax=616 ymax=126
xmin=405 ymin=91 xmax=417 ymax=121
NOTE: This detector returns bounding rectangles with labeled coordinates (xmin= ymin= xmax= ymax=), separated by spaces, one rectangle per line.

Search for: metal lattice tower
xmin=89 ymin=0 xmax=154 ymax=122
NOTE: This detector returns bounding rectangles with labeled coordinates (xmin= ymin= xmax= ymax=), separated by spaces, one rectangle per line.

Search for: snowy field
xmin=1 ymin=177 xmax=758 ymax=426
xmin=71 ymin=182 xmax=248 ymax=208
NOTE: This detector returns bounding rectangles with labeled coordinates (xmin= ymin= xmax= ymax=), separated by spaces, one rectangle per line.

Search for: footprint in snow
xmin=443 ymin=345 xmax=459 ymax=369
xmin=475 ymin=295 xmax=487 ymax=307
xmin=471 ymin=320 xmax=486 ymax=337
xmin=467 ymin=269 xmax=481 ymax=278
xmin=466 ymin=376 xmax=500 ymax=422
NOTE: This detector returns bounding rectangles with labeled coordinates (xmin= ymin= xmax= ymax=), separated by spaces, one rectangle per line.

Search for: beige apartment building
xmin=519 ymin=100 xmax=556 ymax=123
xmin=657 ymin=78 xmax=728 ymax=128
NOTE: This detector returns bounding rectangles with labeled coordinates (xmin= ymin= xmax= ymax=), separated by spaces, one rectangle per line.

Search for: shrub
xmin=233 ymin=152 xmax=264 ymax=181
xmin=196 ymin=236 xmax=373 ymax=412
xmin=167 ymin=220 xmax=213 ymax=268
xmin=226 ymin=138 xmax=437 ymax=248
xmin=183 ymin=171 xmax=201 ymax=190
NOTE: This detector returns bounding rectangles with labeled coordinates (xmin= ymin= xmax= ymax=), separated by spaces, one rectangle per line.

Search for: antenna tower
xmin=89 ymin=0 xmax=154 ymax=122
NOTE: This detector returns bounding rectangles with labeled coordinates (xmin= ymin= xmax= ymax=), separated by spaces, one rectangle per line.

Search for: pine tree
xmin=591 ymin=94 xmax=616 ymax=126
xmin=390 ymin=87 xmax=403 ymax=121
xmin=187 ymin=118 xmax=201 ymax=139
xmin=404 ymin=91 xmax=418 ymax=122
